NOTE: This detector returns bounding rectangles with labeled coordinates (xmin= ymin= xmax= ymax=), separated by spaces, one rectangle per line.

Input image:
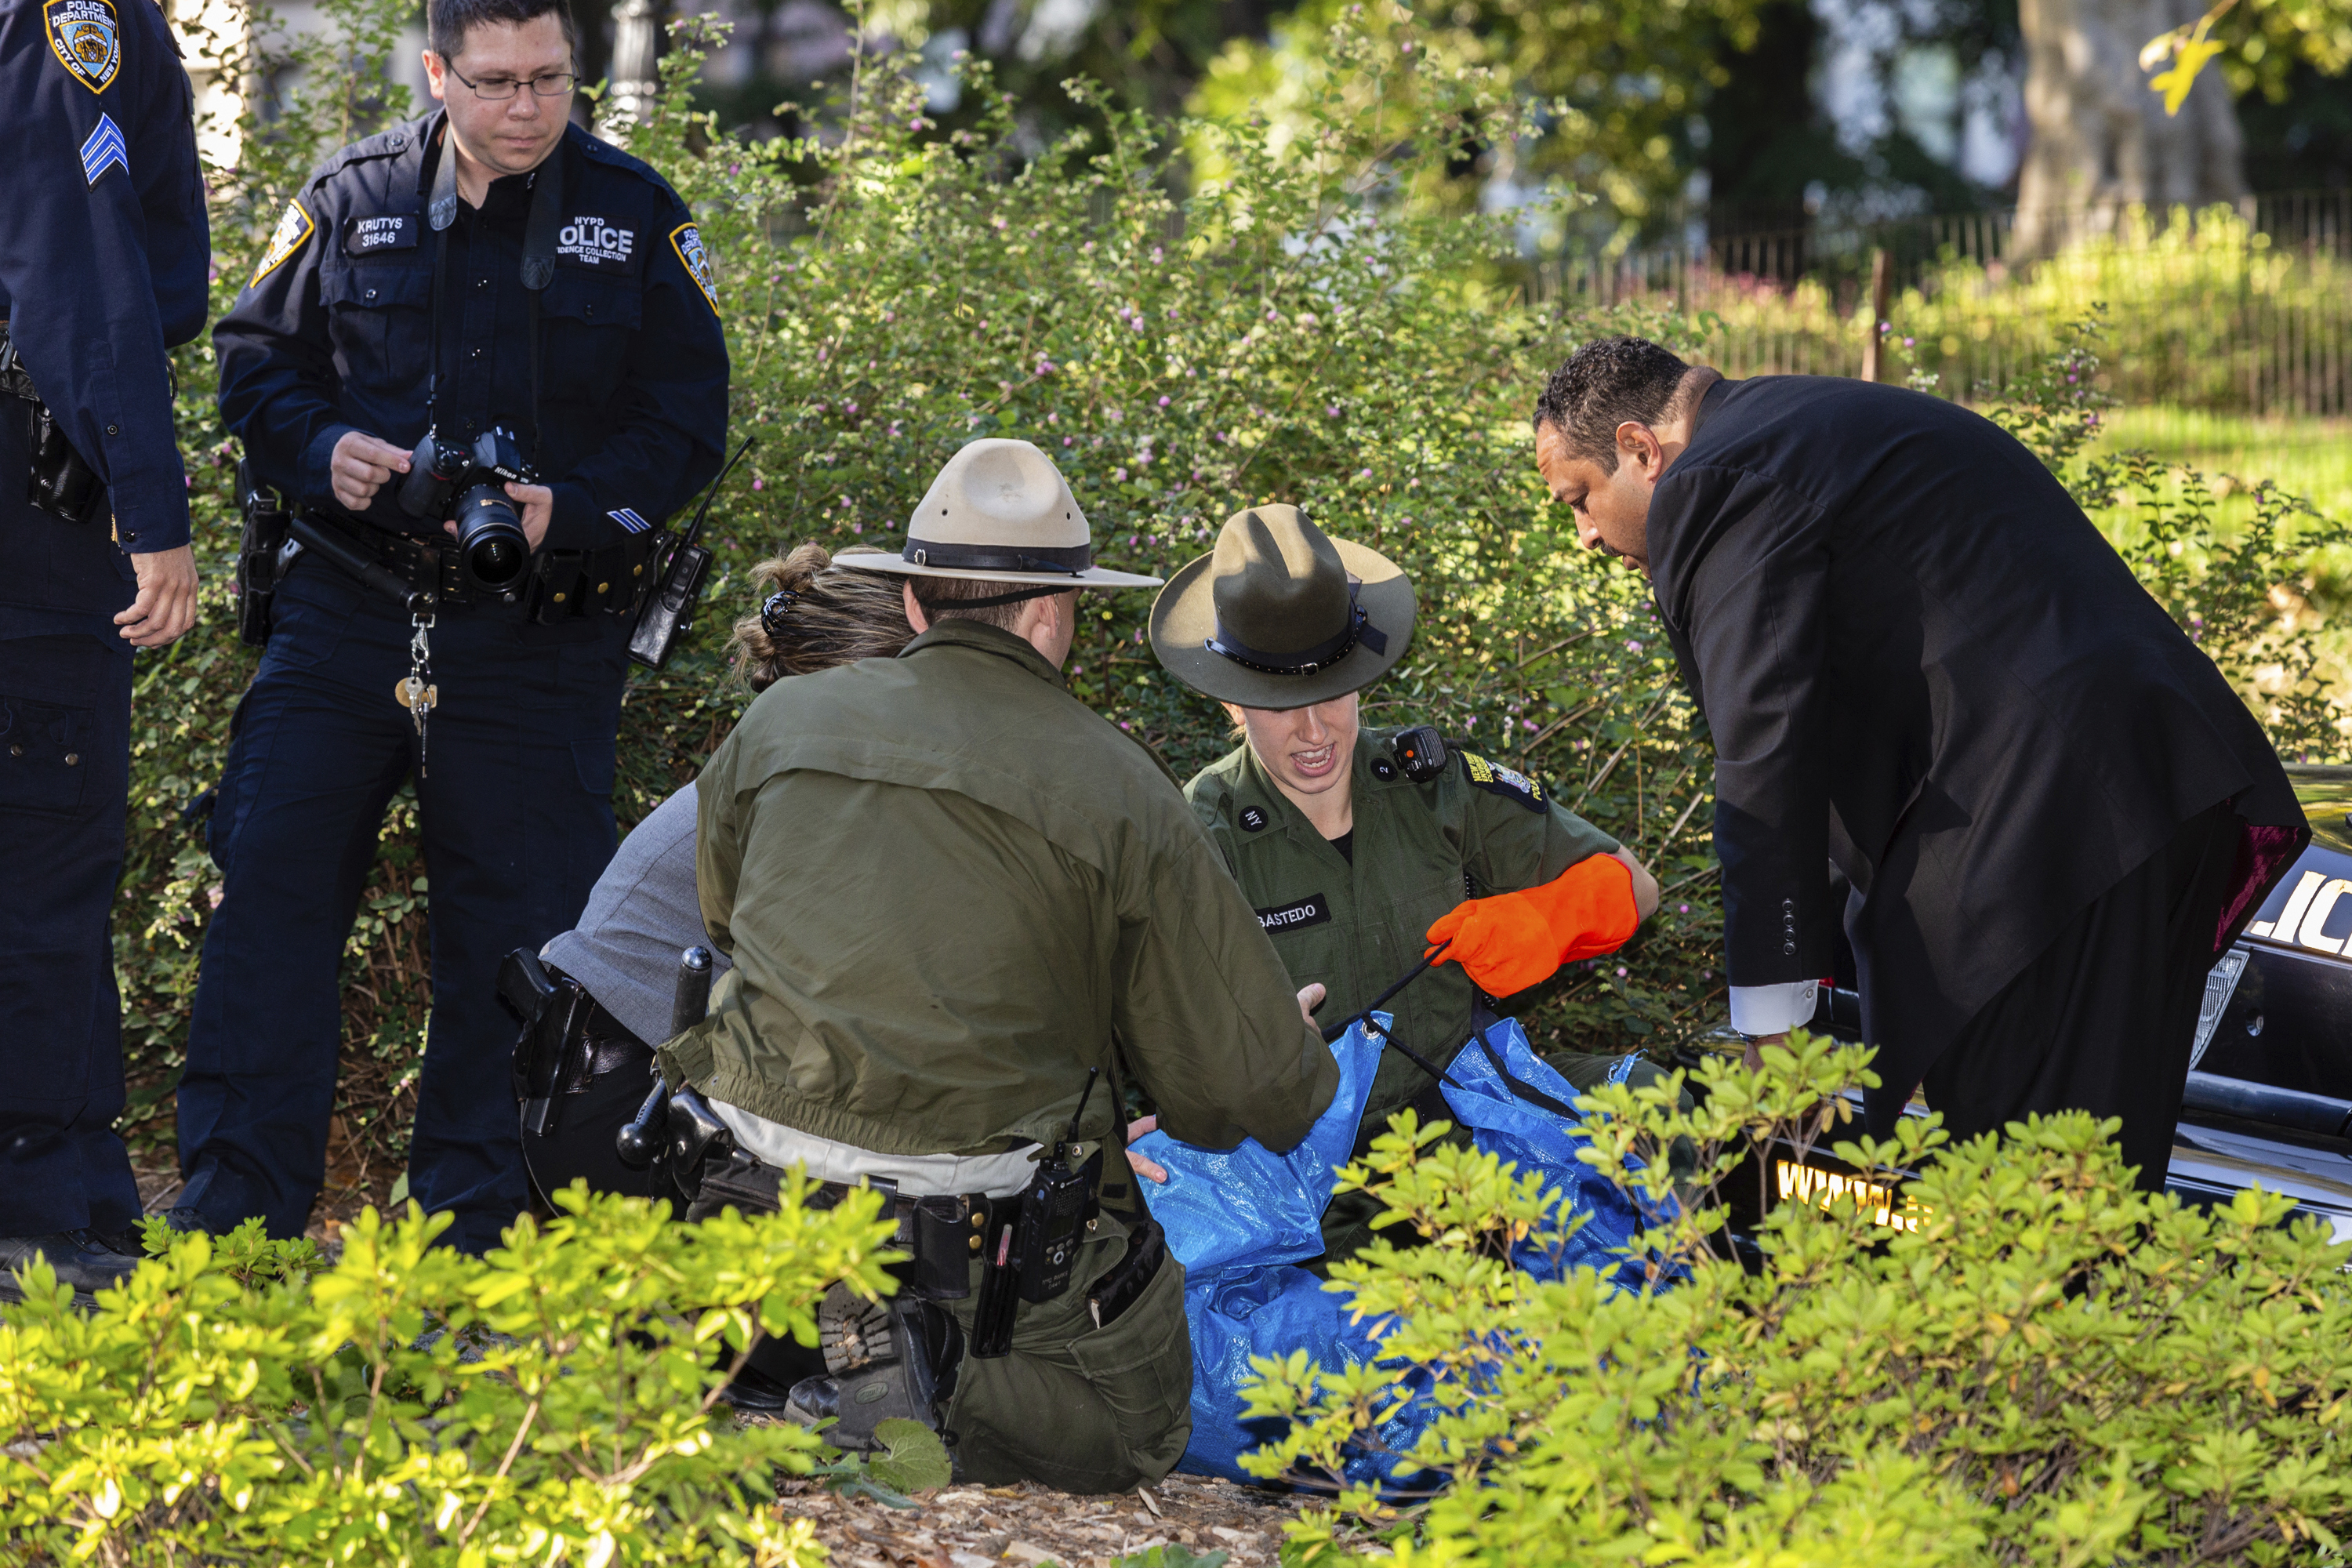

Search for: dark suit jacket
xmin=1650 ymin=376 xmax=2303 ymax=1081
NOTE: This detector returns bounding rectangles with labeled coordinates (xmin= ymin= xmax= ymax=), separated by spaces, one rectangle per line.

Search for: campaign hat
xmin=836 ymin=437 xmax=1162 ymax=590
xmin=1150 ymin=504 xmax=1415 ymax=708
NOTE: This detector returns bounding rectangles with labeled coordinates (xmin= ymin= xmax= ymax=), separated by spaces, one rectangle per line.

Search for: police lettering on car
xmin=175 ymin=0 xmax=728 ymax=1254
xmin=1 ymin=0 xmax=208 ymax=1301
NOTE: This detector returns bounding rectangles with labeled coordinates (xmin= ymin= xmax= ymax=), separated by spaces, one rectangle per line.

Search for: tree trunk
xmin=604 ymin=0 xmax=665 ymax=135
xmin=2013 ymin=0 xmax=2247 ymax=255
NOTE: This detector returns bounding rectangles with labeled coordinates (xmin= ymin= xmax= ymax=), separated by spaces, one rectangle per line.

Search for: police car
xmin=1715 ymin=765 xmax=2352 ymax=1245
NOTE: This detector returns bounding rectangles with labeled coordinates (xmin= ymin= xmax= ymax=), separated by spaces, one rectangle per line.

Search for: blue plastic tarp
xmin=1133 ymin=1011 xmax=1667 ymax=1487
xmin=1439 ymin=1015 xmax=1664 ymax=1292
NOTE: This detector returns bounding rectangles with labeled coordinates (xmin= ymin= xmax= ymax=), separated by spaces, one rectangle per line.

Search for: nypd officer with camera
xmin=0 ymin=0 xmax=207 ymax=1300
xmin=183 ymin=0 xmax=728 ymax=1251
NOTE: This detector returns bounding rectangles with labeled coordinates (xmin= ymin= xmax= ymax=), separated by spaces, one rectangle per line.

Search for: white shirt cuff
xmin=1728 ymin=980 xmax=1820 ymax=1036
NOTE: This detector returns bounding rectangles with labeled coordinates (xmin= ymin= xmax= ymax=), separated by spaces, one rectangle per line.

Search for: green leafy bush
xmin=0 ymin=1181 xmax=896 ymax=1564
xmin=1248 ymin=1036 xmax=2352 ymax=1566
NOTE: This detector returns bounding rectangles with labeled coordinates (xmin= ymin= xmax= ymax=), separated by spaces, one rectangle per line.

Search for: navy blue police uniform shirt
xmin=215 ymin=111 xmax=728 ymax=551
xmin=0 ymin=0 xmax=209 ymax=560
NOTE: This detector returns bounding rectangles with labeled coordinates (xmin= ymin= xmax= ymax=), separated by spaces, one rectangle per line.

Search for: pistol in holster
xmin=234 ymin=461 xmax=301 ymax=646
xmin=2 ymin=326 xmax=107 ymax=526
xmin=498 ymin=948 xmax=590 ymax=1138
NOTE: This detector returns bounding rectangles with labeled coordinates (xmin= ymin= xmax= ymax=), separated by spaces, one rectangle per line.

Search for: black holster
xmin=499 ymin=948 xmax=587 ymax=1138
xmin=235 ymin=461 xmax=298 ymax=646
xmin=2 ymin=327 xmax=105 ymax=525
xmin=661 ymin=1085 xmax=735 ymax=1201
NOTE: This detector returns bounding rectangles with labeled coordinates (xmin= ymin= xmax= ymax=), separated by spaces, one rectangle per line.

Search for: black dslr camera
xmin=396 ymin=426 xmax=535 ymax=595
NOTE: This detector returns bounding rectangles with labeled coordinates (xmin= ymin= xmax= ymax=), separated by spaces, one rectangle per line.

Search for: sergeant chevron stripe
xmin=79 ymin=113 xmax=129 ymax=184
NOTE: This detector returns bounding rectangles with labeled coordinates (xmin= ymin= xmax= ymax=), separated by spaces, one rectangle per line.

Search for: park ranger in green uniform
xmin=1148 ymin=505 xmax=1663 ymax=1265
xmin=666 ymin=441 xmax=1338 ymax=1492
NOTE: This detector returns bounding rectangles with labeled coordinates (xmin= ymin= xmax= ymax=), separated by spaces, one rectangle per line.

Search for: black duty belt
xmin=303 ymin=510 xmax=482 ymax=608
xmin=690 ymin=1147 xmax=1012 ymax=1301
xmin=300 ymin=510 xmax=658 ymax=620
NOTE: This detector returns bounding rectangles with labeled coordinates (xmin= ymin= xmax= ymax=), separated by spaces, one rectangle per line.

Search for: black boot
xmin=786 ymin=1285 xmax=963 ymax=1450
xmin=0 ymin=1230 xmax=141 ymax=1308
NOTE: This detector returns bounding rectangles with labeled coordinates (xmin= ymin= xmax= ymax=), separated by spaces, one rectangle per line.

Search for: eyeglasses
xmin=443 ymin=62 xmax=579 ymax=100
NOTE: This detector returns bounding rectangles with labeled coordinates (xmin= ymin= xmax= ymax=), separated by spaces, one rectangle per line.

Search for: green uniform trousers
xmin=942 ymin=1208 xmax=1193 ymax=1494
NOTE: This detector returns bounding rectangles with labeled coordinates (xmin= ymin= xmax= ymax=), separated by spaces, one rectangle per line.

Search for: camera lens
xmin=452 ymin=483 xmax=531 ymax=593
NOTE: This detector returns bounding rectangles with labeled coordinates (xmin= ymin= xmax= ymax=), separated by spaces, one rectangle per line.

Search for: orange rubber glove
xmin=1425 ymin=852 xmax=1640 ymax=997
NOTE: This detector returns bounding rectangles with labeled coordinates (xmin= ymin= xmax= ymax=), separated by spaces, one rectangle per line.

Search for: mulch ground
xmin=773 ymin=1469 xmax=1343 ymax=1567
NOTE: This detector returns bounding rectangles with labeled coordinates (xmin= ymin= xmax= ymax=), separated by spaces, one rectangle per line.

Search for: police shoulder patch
xmin=1460 ymin=750 xmax=1548 ymax=813
xmin=669 ymin=221 xmax=719 ymax=314
xmin=251 ymin=199 xmax=314 ymax=288
xmin=46 ymin=0 xmax=121 ymax=93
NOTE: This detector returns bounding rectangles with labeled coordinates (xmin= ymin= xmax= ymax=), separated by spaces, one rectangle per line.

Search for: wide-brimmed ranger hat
xmin=1151 ymin=504 xmax=1415 ymax=708
xmin=834 ymin=437 xmax=1163 ymax=595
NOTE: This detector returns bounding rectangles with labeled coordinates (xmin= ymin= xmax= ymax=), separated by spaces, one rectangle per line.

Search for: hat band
xmin=905 ymin=538 xmax=1093 ymax=576
xmin=1205 ymin=591 xmax=1388 ymax=678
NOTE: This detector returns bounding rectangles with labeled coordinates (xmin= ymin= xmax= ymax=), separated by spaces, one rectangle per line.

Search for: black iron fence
xmin=1530 ymin=190 xmax=2352 ymax=416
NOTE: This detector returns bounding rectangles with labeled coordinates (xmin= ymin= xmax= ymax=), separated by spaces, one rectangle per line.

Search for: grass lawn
xmin=2095 ymin=406 xmax=2352 ymax=524
xmin=2085 ymin=406 xmax=2352 ymax=753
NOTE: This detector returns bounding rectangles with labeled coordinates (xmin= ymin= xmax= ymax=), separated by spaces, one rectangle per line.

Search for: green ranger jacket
xmin=670 ymin=619 xmax=1340 ymax=1168
xmin=1187 ymin=726 xmax=1617 ymax=1252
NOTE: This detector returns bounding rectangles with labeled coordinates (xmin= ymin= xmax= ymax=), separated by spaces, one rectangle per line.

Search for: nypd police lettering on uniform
xmin=558 ymin=216 xmax=633 ymax=268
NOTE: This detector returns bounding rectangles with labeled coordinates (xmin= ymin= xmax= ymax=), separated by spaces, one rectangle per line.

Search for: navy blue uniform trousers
xmin=0 ymin=408 xmax=141 ymax=1236
xmin=179 ymin=549 xmax=626 ymax=1252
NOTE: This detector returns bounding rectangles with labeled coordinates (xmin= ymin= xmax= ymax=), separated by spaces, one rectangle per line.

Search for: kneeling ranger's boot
xmin=786 ymin=1282 xmax=963 ymax=1450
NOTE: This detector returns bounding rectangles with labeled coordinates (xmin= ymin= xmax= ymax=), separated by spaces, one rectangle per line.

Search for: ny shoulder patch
xmin=669 ymin=222 xmax=719 ymax=314
xmin=1461 ymin=750 xmax=1548 ymax=813
xmin=251 ymin=199 xmax=314 ymax=289
xmin=79 ymin=113 xmax=129 ymax=184
xmin=46 ymin=0 xmax=121 ymax=93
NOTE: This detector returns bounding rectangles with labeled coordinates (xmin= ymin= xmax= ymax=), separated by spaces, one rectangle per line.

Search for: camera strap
xmin=422 ymin=121 xmax=560 ymax=463
xmin=518 ymin=140 xmax=562 ymax=463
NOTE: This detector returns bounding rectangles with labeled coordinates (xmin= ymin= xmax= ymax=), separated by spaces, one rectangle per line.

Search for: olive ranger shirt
xmin=1187 ymin=727 xmax=1619 ymax=1133
xmin=675 ymin=619 xmax=1340 ymax=1163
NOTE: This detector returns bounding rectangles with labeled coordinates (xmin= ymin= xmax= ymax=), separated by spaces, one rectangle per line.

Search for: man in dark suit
xmin=1530 ymin=337 xmax=2305 ymax=1188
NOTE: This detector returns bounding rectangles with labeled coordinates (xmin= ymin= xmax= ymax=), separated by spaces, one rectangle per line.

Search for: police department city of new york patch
xmin=669 ymin=222 xmax=719 ymax=314
xmin=46 ymin=0 xmax=122 ymax=93
xmin=1461 ymin=750 xmax=1548 ymax=813
xmin=251 ymin=200 xmax=314 ymax=289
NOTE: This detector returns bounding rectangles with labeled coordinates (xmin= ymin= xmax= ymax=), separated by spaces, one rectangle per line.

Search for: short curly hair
xmin=1531 ymin=337 xmax=1694 ymax=474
